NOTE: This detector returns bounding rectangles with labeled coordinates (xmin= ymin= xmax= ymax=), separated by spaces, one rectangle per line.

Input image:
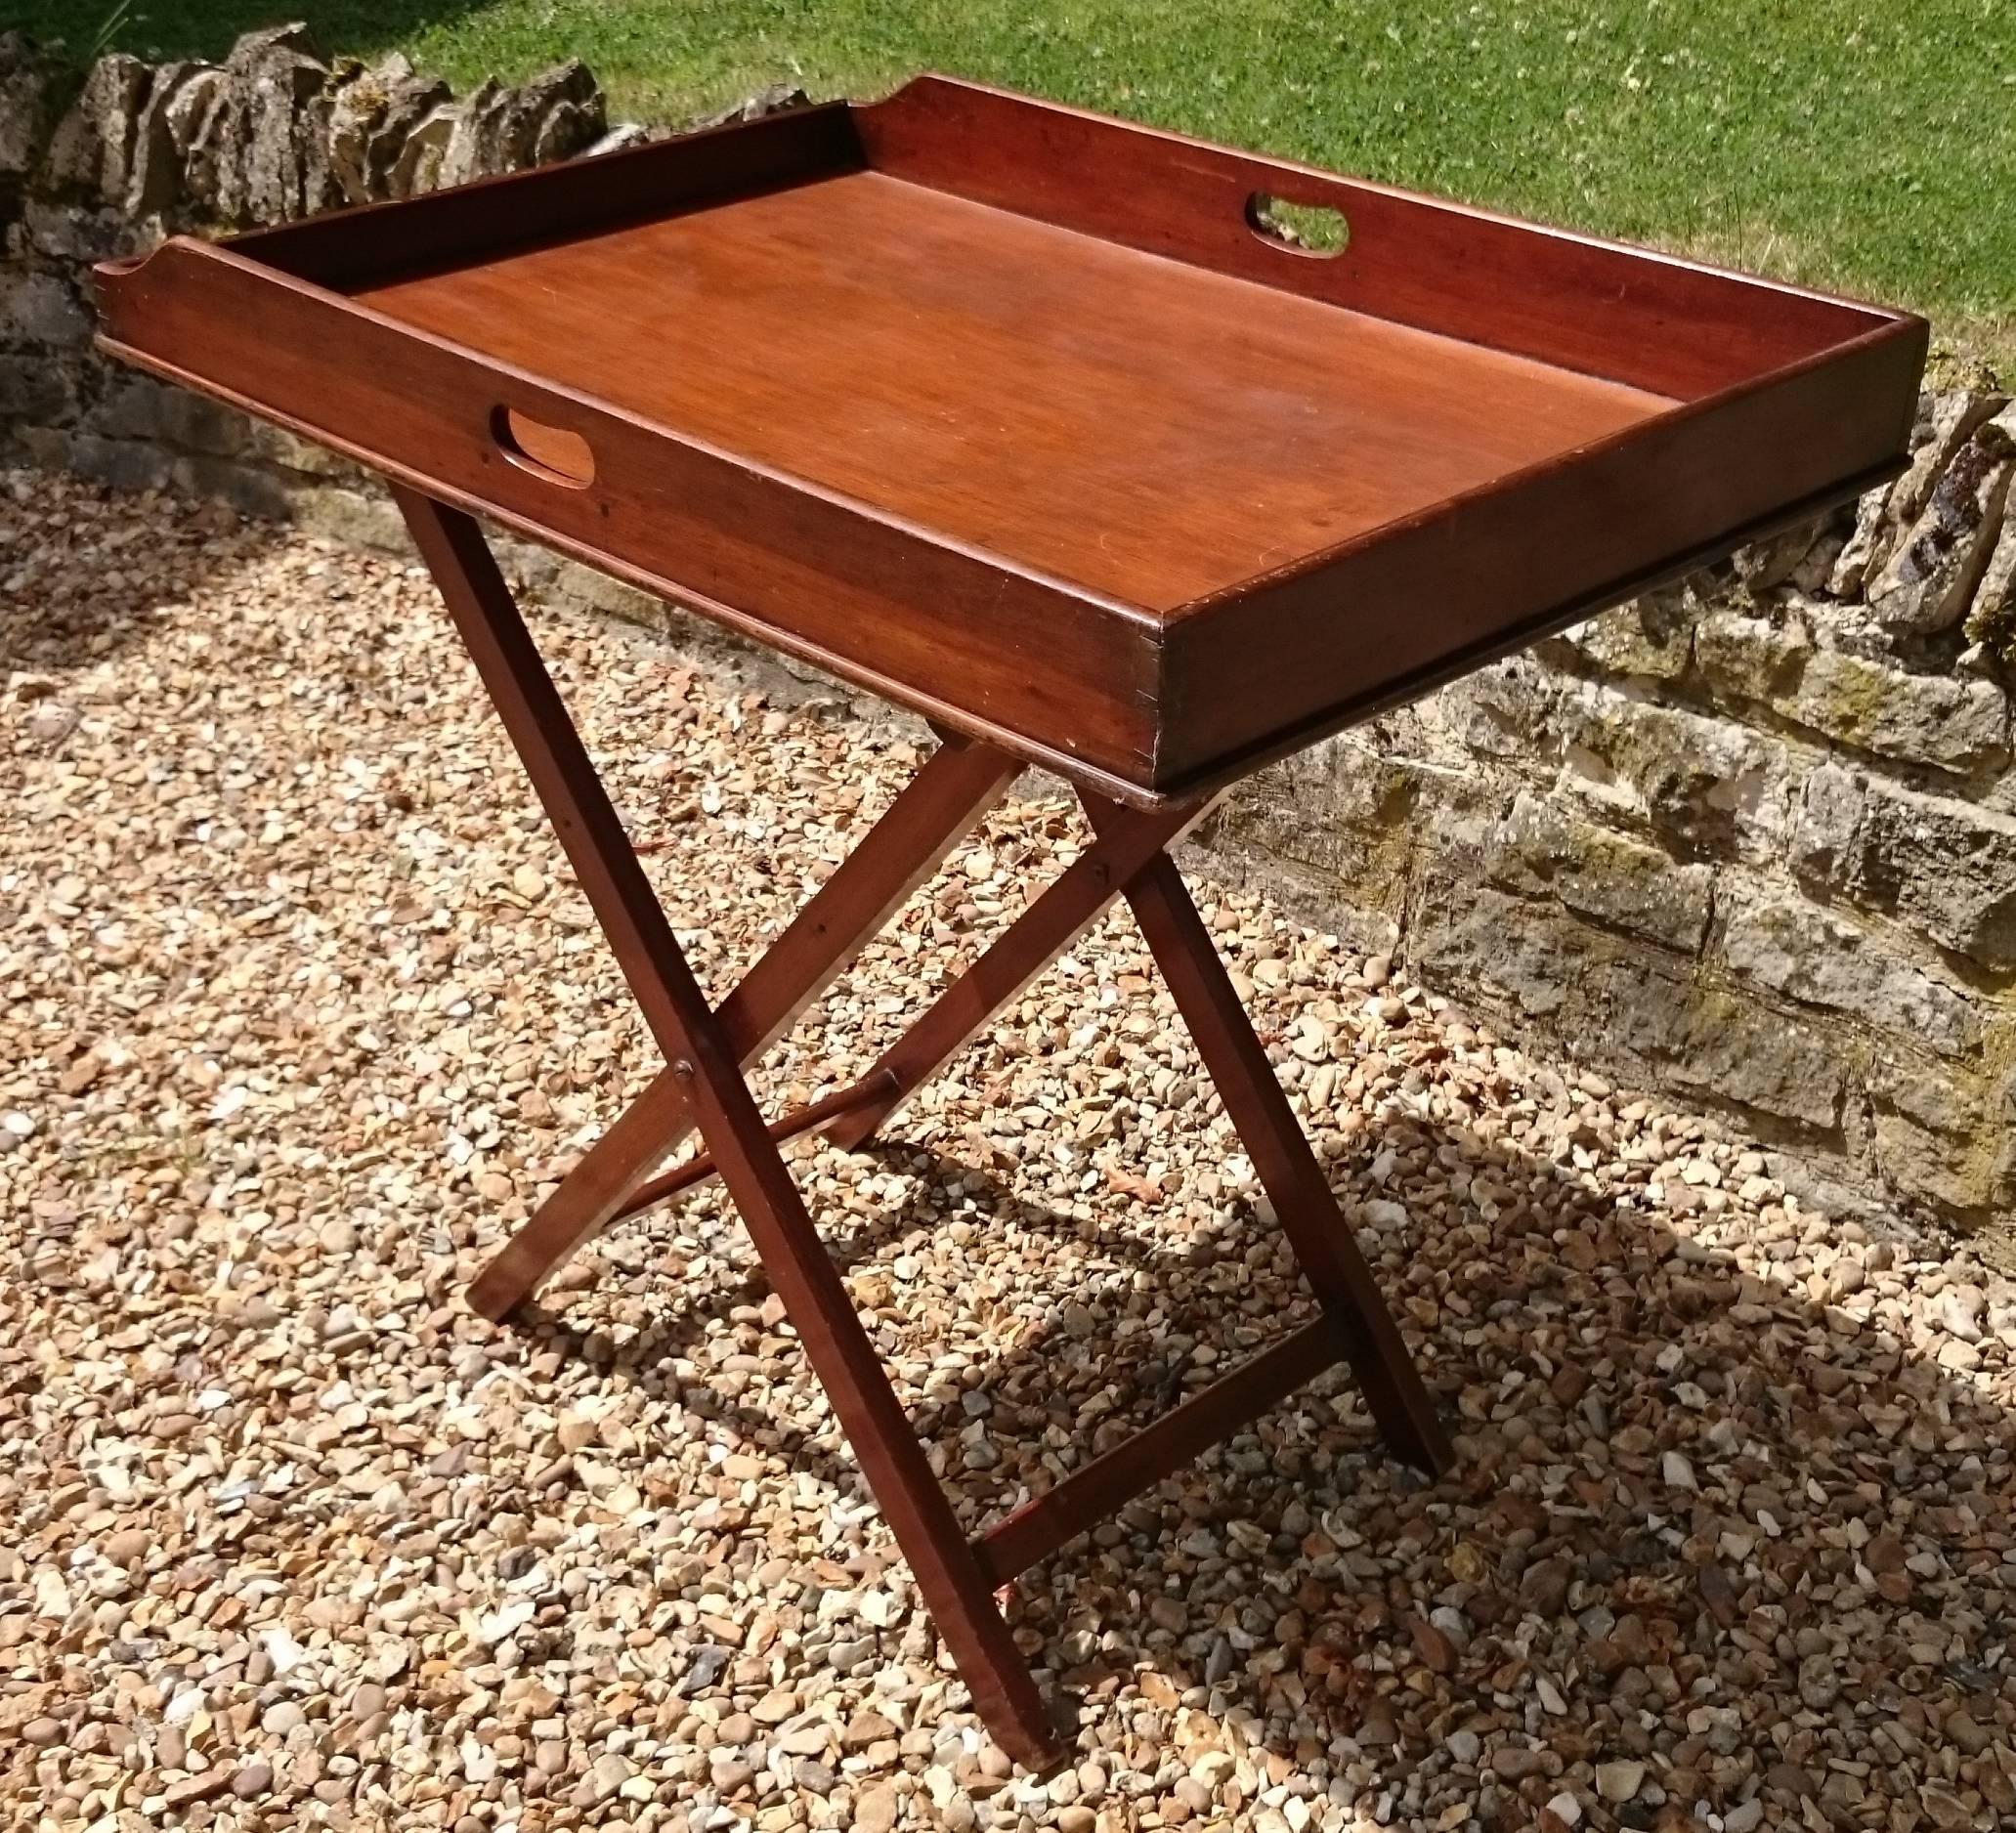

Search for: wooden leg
xmin=470 ymin=1069 xmax=691 ymax=1321
xmin=397 ymin=490 xmax=1061 ymax=1766
xmin=1083 ymin=796 xmax=1453 ymax=1476
xmin=825 ymin=796 xmax=1214 ymax=1150
xmin=467 ymin=698 xmax=1017 ymax=1318
xmin=658 ymin=1045 xmax=1063 ymax=1767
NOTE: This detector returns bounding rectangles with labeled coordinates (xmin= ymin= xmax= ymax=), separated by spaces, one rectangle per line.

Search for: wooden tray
xmin=96 ymin=76 xmax=1926 ymax=804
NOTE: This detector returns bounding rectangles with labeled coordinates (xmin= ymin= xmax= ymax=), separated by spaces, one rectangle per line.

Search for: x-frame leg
xmin=397 ymin=488 xmax=1451 ymax=1769
xmin=397 ymin=488 xmax=1058 ymax=1760
xmin=467 ymin=713 xmax=1018 ymax=1320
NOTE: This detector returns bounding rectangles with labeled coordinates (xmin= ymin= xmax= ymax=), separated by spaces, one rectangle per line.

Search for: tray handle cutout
xmin=492 ymin=405 xmax=597 ymax=489
xmin=1245 ymin=192 xmax=1350 ymax=258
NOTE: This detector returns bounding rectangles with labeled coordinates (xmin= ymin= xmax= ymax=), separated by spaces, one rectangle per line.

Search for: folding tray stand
xmin=96 ymin=77 xmax=1926 ymax=1765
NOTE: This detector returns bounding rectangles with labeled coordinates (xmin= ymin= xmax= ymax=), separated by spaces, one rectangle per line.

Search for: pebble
xmin=856 ymin=1783 xmax=900 ymax=1832
xmin=233 ymin=1760 xmax=275 ymax=1799
xmin=585 ymin=1751 xmax=631 ymax=1804
xmin=1595 ymin=1760 xmax=1645 ymax=1802
xmin=1407 ymin=1614 xmax=1457 ymax=1673
xmin=348 ymin=1682 xmax=387 ymax=1720
xmin=4 ymin=470 xmax=2012 ymax=1833
xmin=163 ymin=1769 xmax=233 ymax=1810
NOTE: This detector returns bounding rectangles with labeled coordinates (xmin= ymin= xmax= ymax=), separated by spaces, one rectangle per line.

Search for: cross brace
xmin=397 ymin=489 xmax=1452 ymax=1768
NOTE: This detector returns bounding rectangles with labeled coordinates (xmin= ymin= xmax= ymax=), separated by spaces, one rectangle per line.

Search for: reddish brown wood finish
xmin=382 ymin=502 xmax=1451 ymax=1765
xmin=357 ymin=171 xmax=1665 ymax=612
xmin=856 ymin=79 xmax=1884 ymax=401
xmin=92 ymin=76 xmax=1929 ymax=1764
xmin=97 ymin=237 xmax=1161 ymax=789
xmin=468 ymin=1071 xmax=692 ymax=1325
xmin=94 ymin=74 xmax=1926 ymax=802
xmin=398 ymin=491 xmax=1061 ymax=1764
xmin=974 ymin=1315 xmax=1345 ymax=1586
xmin=610 ymin=1071 xmax=894 ymax=1222
xmin=470 ymin=731 xmax=1017 ymax=1320
xmin=1087 ymin=812 xmax=1451 ymax=1474
xmin=823 ymin=795 xmax=1214 ymax=1151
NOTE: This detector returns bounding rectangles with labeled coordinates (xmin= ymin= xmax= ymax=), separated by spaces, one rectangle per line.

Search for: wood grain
xmin=357 ymin=168 xmax=1669 ymax=610
xmin=859 ymin=76 xmax=1893 ymax=403
xmin=95 ymin=72 xmax=1927 ymax=802
xmin=98 ymin=238 xmax=1162 ymax=787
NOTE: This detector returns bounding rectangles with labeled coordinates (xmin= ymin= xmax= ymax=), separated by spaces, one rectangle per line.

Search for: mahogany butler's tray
xmin=95 ymin=78 xmax=1929 ymax=1768
xmin=97 ymin=76 xmax=1924 ymax=806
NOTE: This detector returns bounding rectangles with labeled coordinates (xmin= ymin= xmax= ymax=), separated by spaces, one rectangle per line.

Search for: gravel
xmin=5 ymin=469 xmax=2016 ymax=1831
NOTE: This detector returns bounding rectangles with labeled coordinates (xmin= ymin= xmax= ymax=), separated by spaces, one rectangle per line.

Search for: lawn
xmin=21 ymin=0 xmax=2016 ymax=364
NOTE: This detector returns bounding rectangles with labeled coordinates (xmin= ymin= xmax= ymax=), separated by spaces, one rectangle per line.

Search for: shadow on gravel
xmin=22 ymin=467 xmax=2000 ymax=1822
xmin=0 ymin=476 xmax=282 ymax=681
xmin=505 ymin=1114 xmax=2012 ymax=1827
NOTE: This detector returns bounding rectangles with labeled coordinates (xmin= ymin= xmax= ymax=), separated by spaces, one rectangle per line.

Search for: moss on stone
xmin=1963 ymin=577 xmax=2016 ymax=669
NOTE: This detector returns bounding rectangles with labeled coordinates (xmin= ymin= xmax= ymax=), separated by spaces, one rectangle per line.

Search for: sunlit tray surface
xmin=97 ymin=77 xmax=1925 ymax=803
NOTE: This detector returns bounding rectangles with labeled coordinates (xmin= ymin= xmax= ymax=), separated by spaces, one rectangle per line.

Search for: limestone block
xmin=521 ymin=61 xmax=607 ymax=166
xmin=1888 ymin=389 xmax=2008 ymax=531
xmin=1222 ymin=745 xmax=1441 ymax=910
xmin=1541 ymin=580 xmax=1698 ymax=681
xmin=1411 ymin=875 xmax=1845 ymax=1129
xmin=167 ymin=451 xmax=294 ymax=517
xmin=388 ymin=104 xmax=456 ymax=197
xmin=1826 ymin=484 xmax=1893 ymax=599
xmin=0 ymin=32 xmax=62 ymax=190
xmin=163 ymin=65 xmax=230 ymax=212
xmin=1693 ymin=605 xmax=1808 ymax=701
xmin=1720 ymin=894 xmax=1978 ymax=1056
xmin=1694 ymin=607 xmax=2009 ymax=774
xmin=125 ymin=61 xmax=204 ymax=216
xmin=1866 ymin=1052 xmax=2011 ymax=1216
xmin=690 ymin=84 xmax=810 ymax=131
xmin=1733 ymin=517 xmax=1825 ymax=592
xmin=327 ymin=55 xmax=451 ymax=203
xmin=94 ymin=373 xmax=249 ymax=456
xmin=1439 ymin=655 xmax=1563 ymax=758
xmin=225 ymin=29 xmax=335 ymax=223
xmin=1867 ymin=406 xmax=2015 ymax=635
xmin=585 ymin=124 xmax=653 ymax=158
xmin=289 ymin=484 xmax=411 ymax=552
xmin=0 ymin=352 xmax=71 ymax=422
xmin=437 ymin=77 xmax=502 ymax=189
xmin=1791 ymin=764 xmax=2016 ymax=970
xmin=39 ymin=54 xmax=150 ymax=203
xmin=19 ymin=196 xmax=150 ymax=261
xmin=52 ymin=430 xmax=176 ymax=491
xmin=244 ymin=418 xmax=364 ymax=478
xmin=1787 ymin=528 xmax=1847 ymax=595
xmin=440 ymin=61 xmax=604 ymax=189
xmin=0 ymin=270 xmax=88 ymax=347
xmin=1480 ymin=789 xmax=1715 ymax=953
xmin=1549 ymin=682 xmax=1801 ymax=858
xmin=1964 ymin=512 xmax=2016 ymax=669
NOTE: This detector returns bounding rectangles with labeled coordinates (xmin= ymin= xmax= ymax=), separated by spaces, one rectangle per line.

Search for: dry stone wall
xmin=1201 ymin=391 xmax=2016 ymax=1243
xmin=4 ymin=30 xmax=2012 ymax=1245
xmin=3 ymin=26 xmax=623 ymax=502
xmin=0 ymin=25 xmax=795 ymax=533
xmin=1 ymin=27 xmax=806 ymax=667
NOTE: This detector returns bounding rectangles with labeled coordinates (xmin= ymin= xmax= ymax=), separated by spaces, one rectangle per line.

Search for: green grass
xmin=22 ymin=0 xmax=2016 ymax=364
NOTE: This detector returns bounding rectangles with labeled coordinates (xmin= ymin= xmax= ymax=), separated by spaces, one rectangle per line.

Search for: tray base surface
xmin=358 ymin=169 xmax=1673 ymax=610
